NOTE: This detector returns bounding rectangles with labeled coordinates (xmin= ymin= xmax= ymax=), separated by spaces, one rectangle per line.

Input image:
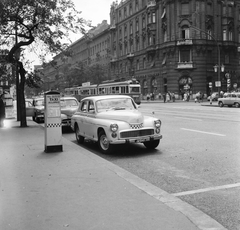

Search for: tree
xmin=0 ymin=0 xmax=88 ymax=127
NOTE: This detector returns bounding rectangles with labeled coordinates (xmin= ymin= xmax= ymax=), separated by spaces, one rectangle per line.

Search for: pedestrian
xmin=146 ymin=93 xmax=150 ymax=101
xmin=172 ymin=92 xmax=175 ymax=102
xmin=0 ymin=94 xmax=6 ymax=127
xmin=163 ymin=93 xmax=166 ymax=103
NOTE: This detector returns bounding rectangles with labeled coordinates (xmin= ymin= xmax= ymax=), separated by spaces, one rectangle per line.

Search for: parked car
xmin=60 ymin=96 xmax=79 ymax=127
xmin=218 ymin=92 xmax=240 ymax=108
xmin=25 ymin=99 xmax=35 ymax=117
xmin=32 ymin=97 xmax=45 ymax=122
xmin=207 ymin=92 xmax=219 ymax=101
xmin=71 ymin=95 xmax=162 ymax=154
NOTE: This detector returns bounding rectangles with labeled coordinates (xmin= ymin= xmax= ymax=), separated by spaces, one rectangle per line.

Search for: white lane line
xmin=172 ymin=183 xmax=240 ymax=197
xmin=181 ymin=128 xmax=226 ymax=137
xmin=175 ymin=117 xmax=202 ymax=121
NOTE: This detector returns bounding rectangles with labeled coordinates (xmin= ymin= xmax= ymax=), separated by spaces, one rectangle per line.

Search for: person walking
xmin=163 ymin=93 xmax=166 ymax=103
xmin=0 ymin=94 xmax=6 ymax=127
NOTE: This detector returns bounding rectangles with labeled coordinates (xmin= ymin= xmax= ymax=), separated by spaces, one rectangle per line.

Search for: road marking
xmin=172 ymin=182 xmax=240 ymax=197
xmin=181 ymin=128 xmax=226 ymax=136
xmin=175 ymin=117 xmax=202 ymax=121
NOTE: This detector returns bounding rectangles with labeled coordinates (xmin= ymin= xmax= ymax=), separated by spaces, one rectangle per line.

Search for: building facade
xmin=42 ymin=21 xmax=111 ymax=92
xmin=109 ymin=0 xmax=240 ymax=99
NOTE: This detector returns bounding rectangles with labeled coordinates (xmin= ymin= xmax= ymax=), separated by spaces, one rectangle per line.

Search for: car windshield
xmin=35 ymin=99 xmax=44 ymax=106
xmin=96 ymin=98 xmax=136 ymax=112
xmin=60 ymin=99 xmax=78 ymax=107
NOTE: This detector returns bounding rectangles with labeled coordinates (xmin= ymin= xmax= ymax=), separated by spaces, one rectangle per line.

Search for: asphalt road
xmin=63 ymin=101 xmax=240 ymax=230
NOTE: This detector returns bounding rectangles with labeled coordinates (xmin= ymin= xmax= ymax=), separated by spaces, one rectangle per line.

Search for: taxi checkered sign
xmin=46 ymin=123 xmax=62 ymax=128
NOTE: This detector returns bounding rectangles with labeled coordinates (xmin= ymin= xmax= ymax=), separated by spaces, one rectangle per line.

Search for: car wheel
xmin=98 ymin=131 xmax=113 ymax=154
xmin=75 ymin=124 xmax=84 ymax=144
xmin=143 ymin=140 xmax=160 ymax=149
xmin=219 ymin=101 xmax=224 ymax=107
xmin=235 ymin=102 xmax=240 ymax=108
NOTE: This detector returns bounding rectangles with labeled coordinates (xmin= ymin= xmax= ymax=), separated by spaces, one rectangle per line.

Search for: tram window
xmin=121 ymin=86 xmax=126 ymax=93
xmin=130 ymin=87 xmax=140 ymax=93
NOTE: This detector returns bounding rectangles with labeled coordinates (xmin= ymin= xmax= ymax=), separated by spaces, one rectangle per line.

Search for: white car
xmin=218 ymin=92 xmax=240 ymax=108
xmin=60 ymin=97 xmax=79 ymax=127
xmin=71 ymin=95 xmax=162 ymax=154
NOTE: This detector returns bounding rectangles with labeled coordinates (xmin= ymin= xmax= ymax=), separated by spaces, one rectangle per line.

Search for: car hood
xmin=98 ymin=110 xmax=144 ymax=123
xmin=61 ymin=107 xmax=78 ymax=117
xmin=35 ymin=105 xmax=45 ymax=111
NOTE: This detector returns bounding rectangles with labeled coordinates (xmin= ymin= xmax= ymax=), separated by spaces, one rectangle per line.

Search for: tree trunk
xmin=18 ymin=61 xmax=27 ymax=127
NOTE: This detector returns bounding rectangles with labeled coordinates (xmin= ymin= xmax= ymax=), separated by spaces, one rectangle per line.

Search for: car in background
xmin=71 ymin=95 xmax=162 ymax=154
xmin=207 ymin=92 xmax=219 ymax=101
xmin=60 ymin=96 xmax=79 ymax=127
xmin=32 ymin=97 xmax=45 ymax=122
xmin=25 ymin=99 xmax=35 ymax=117
xmin=218 ymin=92 xmax=240 ymax=108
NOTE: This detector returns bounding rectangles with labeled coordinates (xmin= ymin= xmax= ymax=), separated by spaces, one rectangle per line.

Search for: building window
xmin=142 ymin=35 xmax=146 ymax=49
xmin=130 ymin=3 xmax=132 ymax=15
xmin=136 ymin=39 xmax=140 ymax=51
xmin=207 ymin=3 xmax=212 ymax=15
xmin=181 ymin=3 xmax=189 ymax=15
xmin=143 ymin=57 xmax=146 ymax=69
xmin=136 ymin=19 xmax=139 ymax=31
xmin=182 ymin=26 xmax=190 ymax=39
xmin=119 ymin=10 xmax=122 ymax=21
xmin=162 ymin=53 xmax=167 ymax=65
xmin=125 ymin=43 xmax=128 ymax=55
xmin=136 ymin=59 xmax=140 ymax=70
xmin=225 ymin=54 xmax=229 ymax=64
xmin=152 ymin=12 xmax=156 ymax=23
xmin=207 ymin=27 xmax=212 ymax=40
xmin=124 ymin=7 xmax=127 ymax=18
xmin=223 ymin=29 xmax=227 ymax=41
xmin=148 ymin=12 xmax=151 ymax=24
xmin=124 ymin=24 xmax=127 ymax=36
xmin=130 ymin=23 xmax=133 ymax=34
xmin=136 ymin=0 xmax=139 ymax=11
xmin=142 ymin=16 xmax=146 ymax=28
xmin=179 ymin=49 xmax=191 ymax=62
xmin=164 ymin=29 xmax=167 ymax=42
xmin=125 ymin=62 xmax=128 ymax=72
xmin=229 ymin=29 xmax=233 ymax=41
xmin=223 ymin=6 xmax=226 ymax=15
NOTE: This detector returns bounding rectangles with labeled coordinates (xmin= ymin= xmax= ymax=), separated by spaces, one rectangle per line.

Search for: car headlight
xmin=154 ymin=120 xmax=161 ymax=128
xmin=110 ymin=124 xmax=118 ymax=132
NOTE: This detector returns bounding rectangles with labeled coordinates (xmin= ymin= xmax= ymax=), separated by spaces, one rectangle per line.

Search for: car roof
xmin=82 ymin=95 xmax=132 ymax=102
xmin=61 ymin=96 xmax=78 ymax=100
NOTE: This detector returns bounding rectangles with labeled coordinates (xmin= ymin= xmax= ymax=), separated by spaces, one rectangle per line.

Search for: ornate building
xmin=109 ymin=0 xmax=240 ymax=98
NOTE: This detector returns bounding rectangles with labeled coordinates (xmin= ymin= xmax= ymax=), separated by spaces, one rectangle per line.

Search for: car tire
xmin=98 ymin=130 xmax=113 ymax=154
xmin=143 ymin=140 xmax=160 ymax=149
xmin=75 ymin=124 xmax=84 ymax=144
xmin=219 ymin=101 xmax=224 ymax=107
xmin=235 ymin=102 xmax=240 ymax=108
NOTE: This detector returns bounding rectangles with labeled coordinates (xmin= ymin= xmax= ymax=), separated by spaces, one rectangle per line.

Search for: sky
xmin=26 ymin=0 xmax=114 ymax=69
xmin=71 ymin=0 xmax=114 ymax=42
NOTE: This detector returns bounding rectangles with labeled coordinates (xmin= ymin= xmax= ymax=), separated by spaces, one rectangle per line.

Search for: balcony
xmin=127 ymin=53 xmax=134 ymax=59
xmin=146 ymin=44 xmax=156 ymax=55
xmin=177 ymin=39 xmax=193 ymax=46
xmin=177 ymin=62 xmax=194 ymax=69
xmin=110 ymin=24 xmax=116 ymax=30
xmin=110 ymin=56 xmax=117 ymax=62
xmin=147 ymin=0 xmax=156 ymax=9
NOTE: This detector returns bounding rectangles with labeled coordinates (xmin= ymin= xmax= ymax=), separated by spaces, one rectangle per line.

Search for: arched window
xmin=182 ymin=26 xmax=190 ymax=39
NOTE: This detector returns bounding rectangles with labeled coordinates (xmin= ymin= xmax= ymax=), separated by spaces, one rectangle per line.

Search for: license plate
xmin=137 ymin=137 xmax=150 ymax=143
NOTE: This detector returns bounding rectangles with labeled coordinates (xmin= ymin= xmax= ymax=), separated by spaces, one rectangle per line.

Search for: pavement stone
xmin=0 ymin=118 xmax=226 ymax=230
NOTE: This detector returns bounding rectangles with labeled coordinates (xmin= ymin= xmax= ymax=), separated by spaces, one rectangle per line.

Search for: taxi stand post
xmin=44 ymin=91 xmax=63 ymax=152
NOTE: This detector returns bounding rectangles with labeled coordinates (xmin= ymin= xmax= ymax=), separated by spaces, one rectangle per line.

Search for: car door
xmin=77 ymin=100 xmax=88 ymax=137
xmin=84 ymin=100 xmax=96 ymax=139
xmin=25 ymin=100 xmax=35 ymax=117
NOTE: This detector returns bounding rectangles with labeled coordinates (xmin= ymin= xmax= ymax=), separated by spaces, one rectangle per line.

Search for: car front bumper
xmin=109 ymin=134 xmax=162 ymax=145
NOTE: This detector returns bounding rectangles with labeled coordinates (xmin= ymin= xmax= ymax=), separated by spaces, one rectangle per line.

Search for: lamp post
xmin=190 ymin=25 xmax=223 ymax=95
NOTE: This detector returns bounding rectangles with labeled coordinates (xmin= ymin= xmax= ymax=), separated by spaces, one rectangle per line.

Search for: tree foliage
xmin=0 ymin=0 xmax=89 ymax=126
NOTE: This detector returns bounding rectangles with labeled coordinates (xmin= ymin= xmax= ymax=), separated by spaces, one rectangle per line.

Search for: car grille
xmin=120 ymin=129 xmax=154 ymax=138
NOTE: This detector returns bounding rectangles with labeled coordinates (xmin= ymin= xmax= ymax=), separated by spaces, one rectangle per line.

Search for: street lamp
xmin=214 ymin=64 xmax=225 ymax=92
xmin=190 ymin=25 xmax=223 ymax=95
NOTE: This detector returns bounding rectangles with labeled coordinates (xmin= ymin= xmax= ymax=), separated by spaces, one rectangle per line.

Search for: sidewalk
xmin=0 ymin=119 xmax=226 ymax=230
